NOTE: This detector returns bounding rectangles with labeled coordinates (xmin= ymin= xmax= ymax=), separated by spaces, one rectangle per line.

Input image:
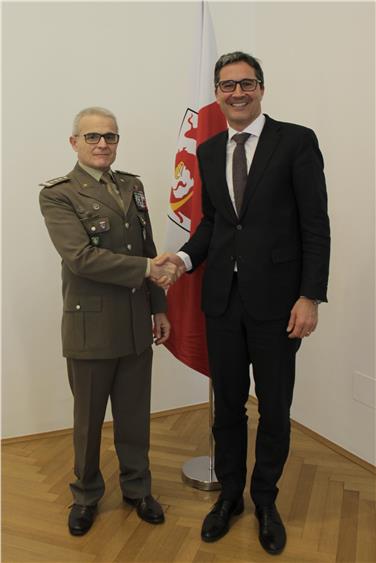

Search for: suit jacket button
xmin=75 ymin=304 xmax=81 ymax=310
xmin=236 ymin=224 xmax=242 ymax=230
xmin=125 ymin=222 xmax=129 ymax=229
xmin=131 ymin=288 xmax=136 ymax=294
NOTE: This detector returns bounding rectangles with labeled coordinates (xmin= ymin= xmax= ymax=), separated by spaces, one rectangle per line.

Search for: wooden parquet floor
xmin=2 ymin=400 xmax=376 ymax=563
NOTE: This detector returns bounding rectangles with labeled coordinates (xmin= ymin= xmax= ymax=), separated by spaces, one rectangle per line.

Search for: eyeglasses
xmin=76 ymin=132 xmax=120 ymax=144
xmin=216 ymin=79 xmax=261 ymax=93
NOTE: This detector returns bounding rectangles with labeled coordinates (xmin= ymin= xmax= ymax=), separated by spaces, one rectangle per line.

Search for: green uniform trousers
xmin=67 ymin=347 xmax=153 ymax=506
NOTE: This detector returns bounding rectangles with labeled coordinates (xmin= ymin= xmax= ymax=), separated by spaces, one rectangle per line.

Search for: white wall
xmin=2 ymin=2 xmax=375 ymax=465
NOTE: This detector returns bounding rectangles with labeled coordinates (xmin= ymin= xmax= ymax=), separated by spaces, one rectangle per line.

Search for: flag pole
xmin=165 ymin=0 xmax=225 ymax=492
xmin=181 ymin=378 xmax=220 ymax=491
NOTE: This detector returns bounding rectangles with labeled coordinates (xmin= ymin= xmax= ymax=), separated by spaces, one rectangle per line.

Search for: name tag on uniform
xmin=133 ymin=190 xmax=148 ymax=211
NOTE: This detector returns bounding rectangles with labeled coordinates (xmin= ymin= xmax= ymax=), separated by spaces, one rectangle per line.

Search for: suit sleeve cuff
xmin=145 ymin=258 xmax=151 ymax=278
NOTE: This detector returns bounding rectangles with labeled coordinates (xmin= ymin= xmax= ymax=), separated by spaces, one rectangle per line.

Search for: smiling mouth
xmin=230 ymin=101 xmax=248 ymax=108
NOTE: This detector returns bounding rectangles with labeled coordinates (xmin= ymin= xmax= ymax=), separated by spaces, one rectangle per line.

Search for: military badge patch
xmin=90 ymin=235 xmax=100 ymax=246
xmin=133 ymin=190 xmax=148 ymax=211
xmin=98 ymin=219 xmax=108 ymax=231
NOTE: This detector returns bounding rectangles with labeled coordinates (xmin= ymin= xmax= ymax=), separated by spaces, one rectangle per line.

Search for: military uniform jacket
xmin=39 ymin=163 xmax=166 ymax=359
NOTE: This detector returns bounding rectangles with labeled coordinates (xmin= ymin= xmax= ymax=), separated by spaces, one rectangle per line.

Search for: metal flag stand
xmin=181 ymin=379 xmax=221 ymax=491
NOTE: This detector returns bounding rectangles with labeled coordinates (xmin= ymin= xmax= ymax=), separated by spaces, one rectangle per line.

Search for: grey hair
xmin=72 ymin=106 xmax=118 ymax=135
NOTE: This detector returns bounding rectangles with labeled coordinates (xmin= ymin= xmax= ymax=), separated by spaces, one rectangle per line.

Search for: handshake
xmin=149 ymin=253 xmax=186 ymax=290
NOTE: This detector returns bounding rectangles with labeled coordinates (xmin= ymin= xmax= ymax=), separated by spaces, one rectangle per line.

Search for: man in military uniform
xmin=39 ymin=107 xmax=176 ymax=536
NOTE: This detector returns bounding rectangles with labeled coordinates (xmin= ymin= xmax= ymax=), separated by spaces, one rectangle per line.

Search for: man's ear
xmin=69 ymin=136 xmax=78 ymax=152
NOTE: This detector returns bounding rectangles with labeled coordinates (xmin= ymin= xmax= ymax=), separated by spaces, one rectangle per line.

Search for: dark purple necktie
xmin=232 ymin=133 xmax=250 ymax=214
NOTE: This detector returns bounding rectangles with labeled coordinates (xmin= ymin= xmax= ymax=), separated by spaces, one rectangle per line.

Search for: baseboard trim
xmin=1 ymin=402 xmax=209 ymax=445
xmin=290 ymin=418 xmax=376 ymax=474
xmin=247 ymin=396 xmax=376 ymax=475
xmin=150 ymin=401 xmax=209 ymax=419
xmin=2 ymin=400 xmax=375 ymax=474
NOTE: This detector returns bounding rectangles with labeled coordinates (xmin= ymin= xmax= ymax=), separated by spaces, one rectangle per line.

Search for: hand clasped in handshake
xmin=149 ymin=253 xmax=186 ymax=290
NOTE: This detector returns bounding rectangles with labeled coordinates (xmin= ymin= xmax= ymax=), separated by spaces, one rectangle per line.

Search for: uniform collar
xmin=78 ymin=162 xmax=113 ymax=183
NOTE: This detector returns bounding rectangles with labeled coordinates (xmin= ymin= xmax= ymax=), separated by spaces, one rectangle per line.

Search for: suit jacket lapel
xmin=240 ymin=115 xmax=281 ymax=218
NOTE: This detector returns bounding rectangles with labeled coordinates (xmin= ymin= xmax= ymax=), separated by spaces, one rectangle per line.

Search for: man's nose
xmin=233 ymin=83 xmax=244 ymax=96
xmin=97 ymin=136 xmax=108 ymax=147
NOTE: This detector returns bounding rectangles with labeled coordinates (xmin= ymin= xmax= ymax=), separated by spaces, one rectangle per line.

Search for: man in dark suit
xmin=158 ymin=52 xmax=330 ymax=555
xmin=39 ymin=107 xmax=177 ymax=536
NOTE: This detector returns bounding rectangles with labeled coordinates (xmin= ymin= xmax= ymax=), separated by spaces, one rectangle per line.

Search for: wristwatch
xmin=301 ymin=296 xmax=321 ymax=305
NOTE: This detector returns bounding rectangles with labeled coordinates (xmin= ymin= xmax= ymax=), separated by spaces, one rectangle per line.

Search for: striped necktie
xmin=232 ymin=133 xmax=250 ymax=214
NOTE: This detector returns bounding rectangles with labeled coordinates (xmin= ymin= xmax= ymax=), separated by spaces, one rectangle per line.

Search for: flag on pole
xmin=164 ymin=1 xmax=226 ymax=376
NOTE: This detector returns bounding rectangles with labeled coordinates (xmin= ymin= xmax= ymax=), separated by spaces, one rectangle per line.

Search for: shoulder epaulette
xmin=39 ymin=176 xmax=70 ymax=188
xmin=115 ymin=170 xmax=140 ymax=178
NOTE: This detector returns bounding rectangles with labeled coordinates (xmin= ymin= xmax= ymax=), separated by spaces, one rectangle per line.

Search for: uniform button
xmin=131 ymin=288 xmax=136 ymax=294
xmin=236 ymin=224 xmax=242 ymax=230
xmin=120 ymin=178 xmax=125 ymax=182
xmin=75 ymin=304 xmax=81 ymax=310
xmin=125 ymin=222 xmax=129 ymax=229
xmin=90 ymin=226 xmax=96 ymax=232
xmin=127 ymin=244 xmax=132 ymax=250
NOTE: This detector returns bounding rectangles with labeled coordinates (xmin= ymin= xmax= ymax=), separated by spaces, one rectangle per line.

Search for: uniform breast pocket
xmin=81 ymin=217 xmax=111 ymax=247
xmin=81 ymin=216 xmax=110 ymax=235
xmin=62 ymin=295 xmax=109 ymax=351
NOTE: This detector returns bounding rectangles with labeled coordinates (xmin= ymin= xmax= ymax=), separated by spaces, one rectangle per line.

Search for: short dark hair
xmin=214 ymin=51 xmax=264 ymax=88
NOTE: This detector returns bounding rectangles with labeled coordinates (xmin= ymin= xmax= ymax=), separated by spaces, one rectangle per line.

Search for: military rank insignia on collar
xmin=115 ymin=169 xmax=139 ymax=177
xmin=133 ymin=190 xmax=148 ymax=211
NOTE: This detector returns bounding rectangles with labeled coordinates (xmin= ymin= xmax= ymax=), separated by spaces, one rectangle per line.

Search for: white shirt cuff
xmin=177 ymin=251 xmax=192 ymax=272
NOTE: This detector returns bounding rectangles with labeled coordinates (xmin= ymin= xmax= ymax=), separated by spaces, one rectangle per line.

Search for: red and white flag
xmin=164 ymin=2 xmax=226 ymax=376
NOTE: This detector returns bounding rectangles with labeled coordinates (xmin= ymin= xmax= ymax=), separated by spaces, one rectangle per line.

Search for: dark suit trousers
xmin=67 ymin=347 xmax=153 ymax=506
xmin=206 ymin=276 xmax=300 ymax=506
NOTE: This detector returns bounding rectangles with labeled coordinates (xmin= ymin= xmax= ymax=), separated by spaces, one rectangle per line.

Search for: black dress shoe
xmin=124 ymin=495 xmax=165 ymax=524
xmin=201 ymin=497 xmax=244 ymax=542
xmin=68 ymin=504 xmax=97 ymax=536
xmin=255 ymin=504 xmax=286 ymax=555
